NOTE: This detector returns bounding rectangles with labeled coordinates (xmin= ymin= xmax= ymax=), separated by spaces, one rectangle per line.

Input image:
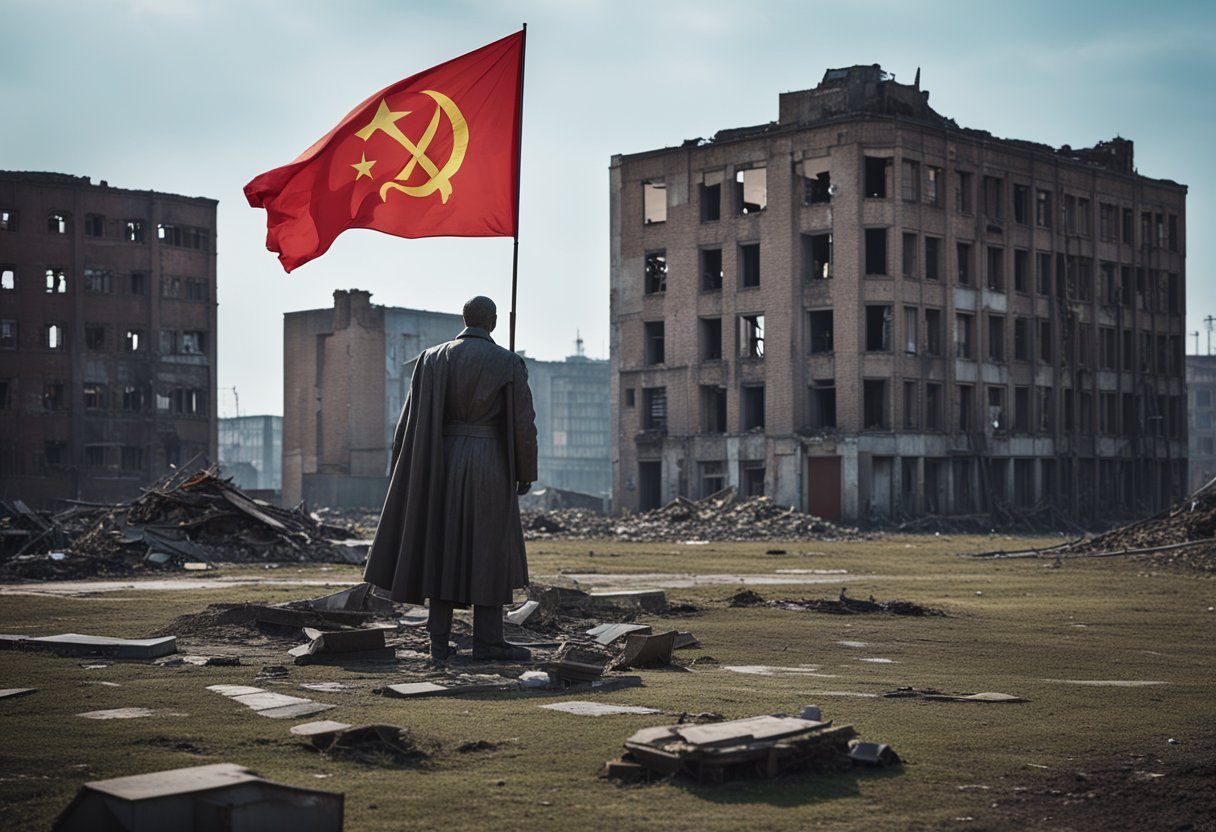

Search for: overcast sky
xmin=3 ymin=0 xmax=1212 ymax=416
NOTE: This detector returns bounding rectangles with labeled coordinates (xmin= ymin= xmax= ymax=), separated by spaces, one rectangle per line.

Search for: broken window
xmin=1156 ymin=212 xmax=1166 ymax=248
xmin=0 ymin=209 xmax=17 ymax=231
xmin=1039 ymin=321 xmax=1052 ymax=363
xmin=925 ymin=166 xmax=942 ymax=206
xmin=864 ymin=157 xmax=889 ymax=198
xmin=956 ymin=243 xmax=973 ymax=285
xmin=987 ymin=386 xmax=1006 ymax=432
xmin=45 ymin=268 xmax=67 ymax=293
xmin=701 ymin=387 xmax=727 ymax=433
xmin=982 ymin=176 xmax=1003 ymax=218
xmin=156 ymin=390 xmax=172 ymax=412
xmin=805 ymin=170 xmax=831 ymax=204
xmin=83 ymin=383 xmax=107 ymax=409
xmin=808 ymin=310 xmax=833 ymax=354
xmin=45 ymin=323 xmax=65 ymax=350
xmin=643 ymin=321 xmax=665 ymax=365
xmin=124 ymin=328 xmax=143 ymax=352
xmin=1014 ymin=318 xmax=1029 ymax=361
xmin=125 ymin=219 xmax=146 ymax=243
xmin=863 ymin=380 xmax=888 ymax=429
xmin=700 ymin=174 xmax=721 ymax=222
xmin=735 ymin=166 xmax=766 ymax=214
xmin=1013 ymin=249 xmax=1028 ymax=293
xmin=904 ymin=306 xmax=919 ymax=353
xmin=903 ymin=380 xmax=919 ymax=429
xmin=0 ymin=320 xmax=16 ymax=349
xmin=809 ymin=380 xmax=836 ymax=429
xmin=160 ymin=329 xmax=176 ymax=354
xmin=955 ymin=171 xmax=972 ymax=213
xmin=122 ymin=446 xmax=144 ymax=472
xmin=172 ymin=388 xmax=208 ymax=415
xmin=740 ymin=462 xmax=765 ymax=497
xmin=180 ymin=331 xmax=206 ymax=354
xmin=85 ymin=325 xmax=106 ymax=351
xmin=85 ymin=213 xmax=105 ymax=237
xmin=187 ymin=279 xmax=207 ymax=302
xmin=955 ymin=313 xmax=974 ymax=359
xmin=701 ymin=248 xmax=723 ymax=291
xmin=643 ymin=181 xmax=667 ymax=224
xmin=741 ymin=385 xmax=765 ymax=431
xmin=1 ymin=266 xmax=14 ymax=290
xmin=738 ymin=242 xmax=760 ymax=288
xmin=1036 ymin=252 xmax=1051 ymax=295
xmin=902 ymin=232 xmax=917 ymax=278
xmin=699 ymin=460 xmax=726 ymax=496
xmin=986 ymin=246 xmax=1004 ymax=292
xmin=47 ymin=211 xmax=69 ymax=234
xmin=1013 ymin=185 xmax=1029 ymax=224
xmin=739 ymin=314 xmax=764 ymax=359
xmin=84 ymin=445 xmax=108 ymax=467
xmin=924 ymin=236 xmax=941 ymax=280
xmin=865 ymin=305 xmax=893 ymax=352
xmin=924 ymin=309 xmax=943 ymax=356
xmin=122 ymin=384 xmax=146 ymax=412
xmin=158 ymin=223 xmax=182 ymax=246
xmin=644 ymin=251 xmax=667 ymax=294
xmin=642 ymin=387 xmax=667 ymax=431
xmin=161 ymin=276 xmax=181 ymax=298
xmin=84 ymin=267 xmax=112 ymax=294
xmin=901 ymin=160 xmax=919 ymax=201
xmin=864 ymin=228 xmax=887 ymax=275
xmin=988 ymin=315 xmax=1006 ymax=362
xmin=802 ymin=232 xmax=831 ymax=280
xmin=1100 ymin=203 xmax=1117 ymax=241
xmin=699 ymin=317 xmax=722 ymax=361
xmin=44 ymin=381 xmax=65 ymax=410
xmin=1140 ymin=211 xmax=1153 ymax=249
xmin=129 ymin=272 xmax=147 ymax=295
xmin=925 ymin=383 xmax=942 ymax=430
xmin=1035 ymin=190 xmax=1052 ymax=227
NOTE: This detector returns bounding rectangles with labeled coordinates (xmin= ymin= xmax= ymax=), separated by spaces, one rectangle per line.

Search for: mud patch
xmin=727 ymin=588 xmax=944 ymax=616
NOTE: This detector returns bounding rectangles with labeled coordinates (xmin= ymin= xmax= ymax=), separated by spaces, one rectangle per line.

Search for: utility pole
xmin=1206 ymin=316 xmax=1216 ymax=357
xmin=1193 ymin=331 xmax=1201 ymax=355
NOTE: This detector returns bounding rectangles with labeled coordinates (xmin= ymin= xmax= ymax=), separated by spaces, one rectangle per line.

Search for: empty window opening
xmin=85 ymin=325 xmax=106 ymax=351
xmin=0 ymin=320 xmax=16 ymax=349
xmin=982 ymin=176 xmax=1004 ymax=218
xmin=925 ymin=383 xmax=942 ymax=430
xmin=864 ymin=157 xmax=889 ymax=198
xmin=901 ymin=160 xmax=920 ymax=201
xmin=699 ymin=460 xmax=726 ymax=498
xmin=701 ymin=248 xmax=723 ymax=291
xmin=1013 ymin=249 xmax=1028 ymax=293
xmin=808 ymin=310 xmax=833 ymax=354
xmin=85 ymin=445 xmax=107 ymax=467
xmin=809 ymin=380 xmax=836 ymax=429
xmin=0 ymin=210 xmax=18 ymax=231
xmin=85 ymin=214 xmax=105 ymax=237
xmin=187 ymin=279 xmax=207 ymax=302
xmin=739 ymin=314 xmax=764 ymax=359
xmin=700 ymin=317 xmax=723 ymax=361
xmin=44 ymin=381 xmax=65 ymax=410
xmin=83 ymin=383 xmax=106 ymax=410
xmin=956 ymin=242 xmax=973 ymax=285
xmin=955 ymin=171 xmax=973 ymax=212
xmin=903 ymin=380 xmax=919 ymax=429
xmin=1013 ymin=185 xmax=1029 ymax=224
xmin=84 ymin=267 xmax=112 ymax=294
xmin=643 ymin=181 xmax=667 ymax=224
xmin=158 ymin=223 xmax=182 ymax=246
xmin=122 ymin=385 xmax=146 ymax=412
xmin=1168 ymin=214 xmax=1179 ymax=251
xmin=986 ymin=246 xmax=1004 ymax=291
xmin=924 ymin=236 xmax=941 ymax=280
xmin=1 ymin=267 xmax=14 ymax=290
xmin=736 ymin=167 xmax=767 ymax=214
xmin=642 ymin=387 xmax=667 ymax=431
xmin=625 ymin=388 xmax=635 ymax=408
xmin=802 ymin=232 xmax=831 ymax=280
xmin=863 ymin=380 xmax=888 ymax=429
xmin=924 ymin=309 xmax=943 ymax=356
xmin=1035 ymin=190 xmax=1052 ymax=227
xmin=740 ymin=463 xmax=765 ymax=497
xmin=865 ymin=305 xmax=893 ymax=352
xmin=805 ymin=171 xmax=831 ymax=204
xmin=702 ymin=386 xmax=727 ymax=433
xmin=644 ymin=321 xmax=665 ymax=365
xmin=1014 ymin=318 xmax=1029 ymax=361
xmin=1039 ymin=387 xmax=1054 ymax=431
xmin=125 ymin=219 xmax=146 ymax=243
xmin=638 ymin=460 xmax=662 ymax=508
xmin=122 ymin=446 xmax=144 ymax=472
xmin=925 ymin=166 xmax=942 ymax=206
xmin=902 ymin=232 xmax=918 ymax=278
xmin=1014 ymin=387 xmax=1030 ymax=432
xmin=988 ymin=386 xmax=1006 ymax=432
xmin=644 ymin=251 xmax=667 ymax=294
xmin=1036 ymin=253 xmax=1051 ymax=295
xmin=45 ymin=323 xmax=65 ymax=350
xmin=1038 ymin=321 xmax=1052 ymax=363
xmin=180 ymin=331 xmax=206 ymax=354
xmin=959 ymin=384 xmax=974 ymax=432
xmin=48 ymin=211 xmax=69 ymax=234
xmin=739 ymin=242 xmax=761 ymax=288
xmin=160 ymin=329 xmax=176 ymax=354
xmin=741 ymin=385 xmax=765 ymax=431
xmin=865 ymin=228 xmax=887 ymax=275
xmin=45 ymin=268 xmax=67 ymax=293
xmin=904 ymin=306 xmax=919 ymax=353
xmin=162 ymin=276 xmax=181 ymax=298
xmin=700 ymin=180 xmax=721 ymax=222
xmin=171 ymin=388 xmax=208 ymax=415
xmin=129 ymin=272 xmax=147 ymax=295
xmin=955 ymin=313 xmax=974 ymax=359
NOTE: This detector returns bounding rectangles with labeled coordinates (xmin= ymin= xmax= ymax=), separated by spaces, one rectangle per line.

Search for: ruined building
xmin=218 ymin=414 xmax=283 ymax=496
xmin=1186 ymin=355 xmax=1216 ymax=493
xmin=524 ymin=341 xmax=611 ymax=496
xmin=0 ymin=172 xmax=218 ymax=507
xmin=610 ymin=65 xmax=1187 ymax=523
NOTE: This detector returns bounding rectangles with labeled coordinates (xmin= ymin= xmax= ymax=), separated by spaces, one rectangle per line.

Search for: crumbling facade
xmin=0 ymin=171 xmax=218 ymax=508
xmin=281 ymin=290 xmax=460 ymax=508
xmin=610 ymin=66 xmax=1187 ymax=524
xmin=218 ymin=414 xmax=283 ymax=495
xmin=524 ymin=345 xmax=611 ymax=496
xmin=1186 ymin=356 xmax=1216 ymax=493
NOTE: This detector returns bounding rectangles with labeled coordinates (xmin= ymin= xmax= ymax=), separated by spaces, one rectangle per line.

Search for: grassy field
xmin=1 ymin=535 xmax=1213 ymax=831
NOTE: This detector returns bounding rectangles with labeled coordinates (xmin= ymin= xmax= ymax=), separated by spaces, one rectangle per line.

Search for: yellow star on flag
xmin=351 ymin=153 xmax=376 ymax=180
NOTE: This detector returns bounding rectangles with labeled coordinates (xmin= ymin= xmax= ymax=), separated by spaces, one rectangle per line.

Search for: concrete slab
xmin=21 ymin=633 xmax=178 ymax=659
xmin=0 ymin=687 xmax=37 ymax=700
xmin=290 ymin=720 xmax=352 ymax=737
xmin=78 ymin=708 xmax=157 ymax=719
xmin=231 ymin=692 xmax=317 ymax=712
xmin=258 ymin=701 xmax=337 ymax=719
xmin=539 ymin=701 xmax=662 ymax=716
xmin=300 ymin=682 xmax=354 ymax=693
xmin=586 ymin=623 xmax=651 ymax=645
xmin=589 ymin=589 xmax=667 ymax=612
xmin=206 ymin=684 xmax=264 ymax=697
xmin=723 ymin=665 xmax=837 ymax=677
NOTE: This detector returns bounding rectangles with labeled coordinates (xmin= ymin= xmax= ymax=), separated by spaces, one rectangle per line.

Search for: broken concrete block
xmin=672 ymin=632 xmax=700 ymax=650
xmin=207 ymin=685 xmax=336 ymax=719
xmin=849 ymin=741 xmax=901 ymax=767
xmin=206 ymin=684 xmax=264 ymax=697
xmin=0 ymin=688 xmax=36 ymax=700
xmin=799 ymin=705 xmax=822 ymax=721
xmin=51 ymin=762 xmax=343 ymax=832
xmin=590 ymin=589 xmax=667 ymax=612
xmin=307 ymin=582 xmax=395 ymax=615
xmin=542 ymin=658 xmax=605 ymax=685
xmin=290 ymin=720 xmax=352 ymax=737
xmin=378 ymin=678 xmax=515 ymax=698
xmin=540 ymin=701 xmax=662 ymax=716
xmin=518 ymin=671 xmax=550 ymax=689
xmin=288 ymin=627 xmax=394 ymax=664
xmin=505 ymin=600 xmax=540 ymax=625
xmin=231 ymin=691 xmax=319 ymax=712
xmin=586 ymin=623 xmax=651 ymax=646
xmin=613 ymin=631 xmax=676 ymax=669
xmin=18 ymin=633 xmax=177 ymax=660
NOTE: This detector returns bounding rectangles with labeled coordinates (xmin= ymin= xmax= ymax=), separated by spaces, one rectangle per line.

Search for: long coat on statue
xmin=363 ymin=327 xmax=538 ymax=606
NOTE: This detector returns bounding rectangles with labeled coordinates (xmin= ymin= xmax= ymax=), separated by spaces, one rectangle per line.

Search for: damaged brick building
xmin=0 ymin=172 xmax=218 ymax=507
xmin=610 ymin=65 xmax=1187 ymax=524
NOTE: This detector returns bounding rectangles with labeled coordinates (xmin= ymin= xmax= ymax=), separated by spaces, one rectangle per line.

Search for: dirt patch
xmin=727 ymin=588 xmax=944 ymax=616
xmin=310 ymin=724 xmax=435 ymax=766
xmin=953 ymin=735 xmax=1216 ymax=831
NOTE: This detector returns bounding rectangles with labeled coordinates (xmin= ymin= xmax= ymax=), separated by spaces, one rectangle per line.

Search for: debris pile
xmin=727 ymin=588 xmax=945 ymax=617
xmin=523 ymin=490 xmax=863 ymax=543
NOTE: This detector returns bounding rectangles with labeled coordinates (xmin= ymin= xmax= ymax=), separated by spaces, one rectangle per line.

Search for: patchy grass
xmin=1 ymin=535 xmax=1214 ymax=831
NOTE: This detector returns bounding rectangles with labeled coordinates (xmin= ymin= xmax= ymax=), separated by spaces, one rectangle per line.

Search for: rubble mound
xmin=523 ymin=491 xmax=864 ymax=543
xmin=728 ymin=588 xmax=944 ymax=616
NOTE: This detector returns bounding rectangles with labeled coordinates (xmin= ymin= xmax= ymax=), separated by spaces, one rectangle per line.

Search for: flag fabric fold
xmin=245 ymin=31 xmax=524 ymax=273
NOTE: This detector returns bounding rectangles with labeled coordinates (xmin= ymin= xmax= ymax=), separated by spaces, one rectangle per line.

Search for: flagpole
xmin=509 ymin=23 xmax=527 ymax=353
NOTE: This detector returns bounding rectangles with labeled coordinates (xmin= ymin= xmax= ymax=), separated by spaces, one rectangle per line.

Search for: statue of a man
xmin=364 ymin=296 xmax=538 ymax=662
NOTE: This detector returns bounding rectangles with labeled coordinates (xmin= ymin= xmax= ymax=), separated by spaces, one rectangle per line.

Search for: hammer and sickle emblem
xmin=355 ymin=91 xmax=468 ymax=204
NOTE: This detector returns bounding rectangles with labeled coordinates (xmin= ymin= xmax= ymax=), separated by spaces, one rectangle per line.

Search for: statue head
xmin=462 ymin=296 xmax=497 ymax=332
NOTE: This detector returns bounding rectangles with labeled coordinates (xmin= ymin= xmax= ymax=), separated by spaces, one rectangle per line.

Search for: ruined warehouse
xmin=610 ymin=65 xmax=1187 ymax=524
xmin=0 ymin=172 xmax=217 ymax=508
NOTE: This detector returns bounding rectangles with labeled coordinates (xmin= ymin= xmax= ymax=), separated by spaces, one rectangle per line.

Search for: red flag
xmin=245 ymin=31 xmax=524 ymax=273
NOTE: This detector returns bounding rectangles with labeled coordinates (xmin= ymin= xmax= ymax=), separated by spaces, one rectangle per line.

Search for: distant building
xmin=1187 ymin=355 xmax=1216 ymax=492
xmin=0 ymin=171 xmax=218 ymax=508
xmin=219 ymin=415 xmax=282 ymax=494
xmin=610 ymin=65 xmax=1187 ymax=524
xmin=281 ymin=290 xmax=461 ymax=508
xmin=524 ymin=339 xmax=611 ymax=495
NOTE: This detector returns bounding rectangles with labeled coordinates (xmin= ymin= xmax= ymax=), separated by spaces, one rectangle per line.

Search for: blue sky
xmin=2 ymin=0 xmax=1212 ymax=414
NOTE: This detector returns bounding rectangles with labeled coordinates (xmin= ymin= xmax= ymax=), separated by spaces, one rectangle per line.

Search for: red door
xmin=806 ymin=456 xmax=841 ymax=522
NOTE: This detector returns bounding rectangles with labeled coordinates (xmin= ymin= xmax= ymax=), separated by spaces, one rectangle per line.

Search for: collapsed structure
xmin=610 ymin=65 xmax=1188 ymax=525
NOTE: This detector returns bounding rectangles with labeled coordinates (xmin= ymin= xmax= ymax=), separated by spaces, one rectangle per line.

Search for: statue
xmin=364 ymin=296 xmax=538 ymax=661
